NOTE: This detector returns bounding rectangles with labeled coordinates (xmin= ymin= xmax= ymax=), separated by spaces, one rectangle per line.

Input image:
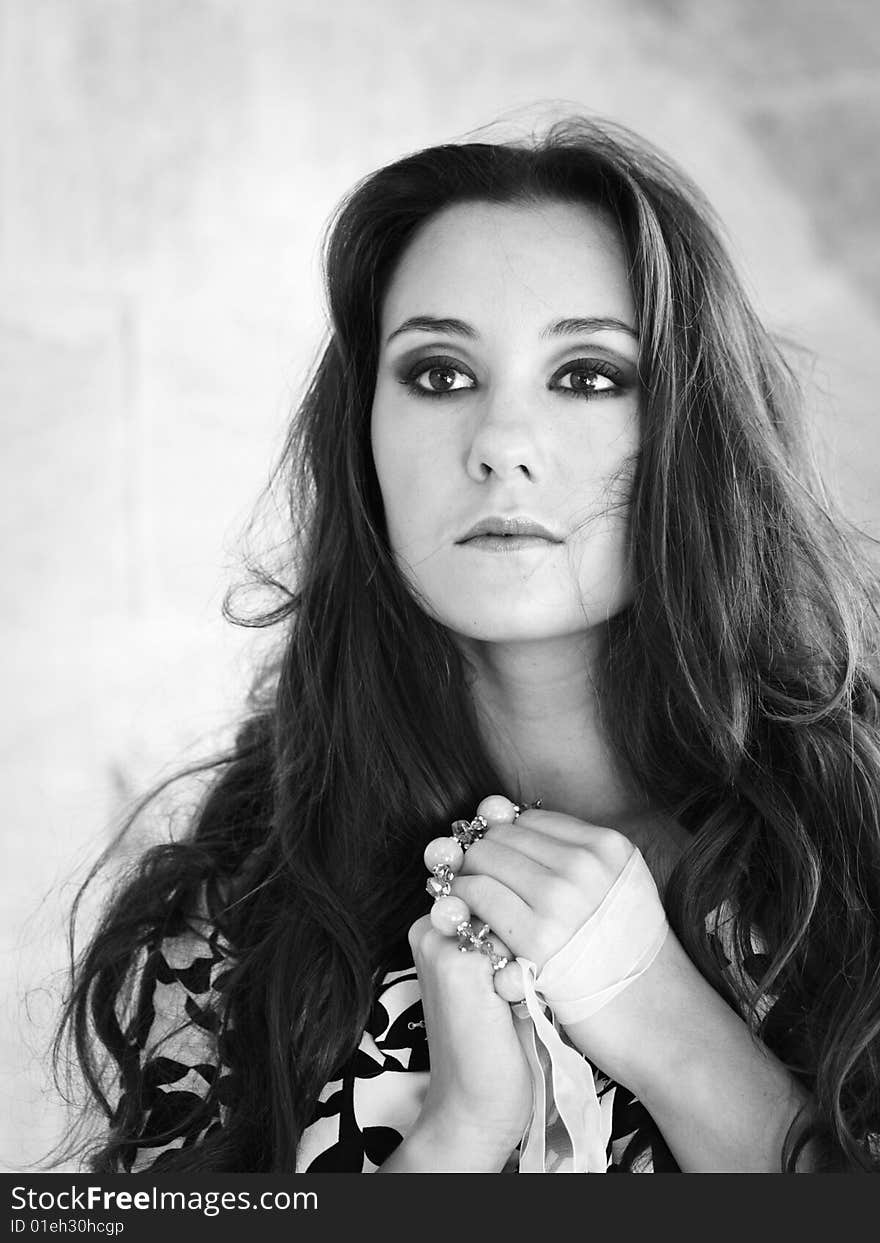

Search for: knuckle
xmin=451 ymin=873 xmax=484 ymax=905
xmin=460 ymin=840 xmax=483 ymax=870
xmin=407 ymin=915 xmax=427 ymax=953
xmin=570 ymin=849 xmax=599 ymax=886
xmin=415 ymin=930 xmax=477 ymax=981
xmin=524 ymin=913 xmax=555 ymax=963
xmin=540 ymin=873 xmax=577 ymax=911
xmin=568 ymin=830 xmax=630 ymax=882
xmin=409 ymin=918 xmax=444 ymax=965
xmin=434 ymin=945 xmax=478 ymax=986
xmin=600 ymin=827 xmax=635 ymax=868
xmin=534 ymin=930 xmax=561 ymax=967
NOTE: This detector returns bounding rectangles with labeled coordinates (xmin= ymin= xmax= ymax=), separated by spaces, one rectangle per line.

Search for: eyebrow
xmin=385 ymin=316 xmax=477 ymax=345
xmin=541 ymin=316 xmax=638 ymax=341
xmin=384 ymin=314 xmax=637 ymax=346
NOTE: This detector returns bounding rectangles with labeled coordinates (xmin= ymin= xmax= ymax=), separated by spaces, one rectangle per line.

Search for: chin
xmin=400 ymin=563 xmax=633 ymax=642
xmin=434 ymin=605 xmax=602 ymax=645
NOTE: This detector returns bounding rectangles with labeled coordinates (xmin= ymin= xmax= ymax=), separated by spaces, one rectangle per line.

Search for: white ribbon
xmin=512 ymin=847 xmax=669 ymax=1173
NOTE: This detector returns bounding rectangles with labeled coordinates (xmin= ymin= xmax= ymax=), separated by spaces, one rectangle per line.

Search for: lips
xmin=457 ymin=515 xmax=563 ymax=543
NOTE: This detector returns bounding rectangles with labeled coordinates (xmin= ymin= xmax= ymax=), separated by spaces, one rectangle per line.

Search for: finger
xmin=514 ymin=809 xmax=632 ymax=866
xmin=412 ymin=913 xmax=512 ymax=976
xmin=493 ymin=960 xmax=527 ymax=1004
xmin=410 ymin=920 xmax=518 ymax=1017
xmin=482 ymin=933 xmax=512 ymax=963
xmin=407 ymin=914 xmax=434 ymax=957
xmin=452 ymin=874 xmax=536 ymax=954
xmin=513 ymin=808 xmax=608 ymax=844
xmin=459 ymin=836 xmax=554 ymax=900
xmin=466 ymin=823 xmax=582 ymax=872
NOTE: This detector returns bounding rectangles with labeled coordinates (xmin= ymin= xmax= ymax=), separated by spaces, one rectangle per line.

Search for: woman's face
xmin=370 ymin=198 xmax=640 ymax=644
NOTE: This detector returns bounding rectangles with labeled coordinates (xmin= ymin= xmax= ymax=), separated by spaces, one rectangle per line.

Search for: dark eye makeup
xmin=398 ymin=355 xmax=477 ymax=397
xmin=549 ymin=357 xmax=625 ymax=398
xmin=395 ymin=353 xmax=630 ymax=400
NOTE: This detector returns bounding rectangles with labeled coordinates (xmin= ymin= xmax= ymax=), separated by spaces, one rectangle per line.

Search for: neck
xmin=457 ymin=630 xmax=649 ymax=829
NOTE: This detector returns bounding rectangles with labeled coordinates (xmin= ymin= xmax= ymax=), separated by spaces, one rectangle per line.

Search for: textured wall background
xmin=3 ymin=0 xmax=879 ymax=1170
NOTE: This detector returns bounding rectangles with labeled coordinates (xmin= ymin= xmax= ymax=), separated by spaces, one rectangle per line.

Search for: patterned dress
xmin=117 ymin=902 xmax=773 ymax=1173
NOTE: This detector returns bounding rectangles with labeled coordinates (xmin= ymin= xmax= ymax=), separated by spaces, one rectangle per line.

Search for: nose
xmin=464 ymin=387 xmax=543 ymax=484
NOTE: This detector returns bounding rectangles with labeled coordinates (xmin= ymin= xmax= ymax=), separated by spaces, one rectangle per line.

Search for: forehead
xmin=381 ymin=199 xmax=634 ymax=331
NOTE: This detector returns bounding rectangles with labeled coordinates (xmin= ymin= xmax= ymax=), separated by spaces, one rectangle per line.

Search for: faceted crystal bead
xmin=451 ymin=816 xmax=489 ymax=851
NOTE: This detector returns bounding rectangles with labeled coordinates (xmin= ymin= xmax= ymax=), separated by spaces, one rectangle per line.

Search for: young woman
xmin=57 ymin=117 xmax=880 ymax=1173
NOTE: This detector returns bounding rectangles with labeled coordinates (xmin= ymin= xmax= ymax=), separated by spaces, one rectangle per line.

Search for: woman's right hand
xmin=402 ymin=914 xmax=533 ymax=1171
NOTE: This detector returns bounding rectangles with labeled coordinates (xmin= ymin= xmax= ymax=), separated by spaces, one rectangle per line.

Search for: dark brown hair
xmin=56 ymin=117 xmax=880 ymax=1172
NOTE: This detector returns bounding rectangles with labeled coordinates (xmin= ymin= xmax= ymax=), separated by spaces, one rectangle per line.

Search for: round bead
xmin=476 ymin=794 xmax=519 ymax=827
xmin=423 ymin=836 xmax=465 ymax=873
xmin=430 ymin=895 xmax=471 ymax=936
xmin=493 ymin=960 xmax=527 ymax=1004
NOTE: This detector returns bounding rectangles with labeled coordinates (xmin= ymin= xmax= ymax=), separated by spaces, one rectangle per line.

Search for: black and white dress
xmin=115 ymin=903 xmax=774 ymax=1173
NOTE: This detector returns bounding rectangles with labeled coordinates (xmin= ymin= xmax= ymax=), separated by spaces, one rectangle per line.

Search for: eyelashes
xmin=400 ymin=355 xmax=476 ymax=398
xmin=396 ymin=354 xmax=629 ymax=401
xmin=549 ymin=358 xmax=626 ymax=399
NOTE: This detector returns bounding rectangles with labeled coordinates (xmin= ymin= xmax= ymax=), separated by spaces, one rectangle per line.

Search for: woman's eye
xmin=403 ymin=360 xmax=476 ymax=397
xmin=552 ymin=361 xmax=622 ymax=398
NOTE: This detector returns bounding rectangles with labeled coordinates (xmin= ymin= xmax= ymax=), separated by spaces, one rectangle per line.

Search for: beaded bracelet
xmin=422 ymin=794 xmax=541 ymax=972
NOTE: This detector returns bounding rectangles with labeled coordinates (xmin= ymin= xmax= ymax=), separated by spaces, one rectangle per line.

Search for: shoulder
xmin=137 ymin=914 xmax=232 ymax=1047
xmin=114 ymin=894 xmax=237 ymax=1171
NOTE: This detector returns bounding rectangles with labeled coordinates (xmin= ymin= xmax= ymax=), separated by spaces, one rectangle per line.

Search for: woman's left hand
xmin=454 ymin=805 xmax=635 ymax=973
xmin=451 ymin=803 xmax=695 ymax=1092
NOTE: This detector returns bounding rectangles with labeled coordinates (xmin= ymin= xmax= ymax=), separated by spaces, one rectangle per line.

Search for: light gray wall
xmin=3 ymin=0 xmax=879 ymax=1170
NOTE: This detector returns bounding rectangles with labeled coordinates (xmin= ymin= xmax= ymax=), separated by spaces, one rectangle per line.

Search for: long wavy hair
xmin=55 ymin=117 xmax=880 ymax=1172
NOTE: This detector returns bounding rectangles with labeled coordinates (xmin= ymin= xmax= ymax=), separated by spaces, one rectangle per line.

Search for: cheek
xmin=563 ymin=433 xmax=637 ymax=588
xmin=372 ymin=389 xmax=467 ymax=546
xmin=371 ymin=410 xmax=430 ymax=550
xmin=567 ymin=421 xmax=639 ymax=517
xmin=569 ymin=525 xmax=632 ymax=597
xmin=565 ymin=498 xmax=634 ymax=618
xmin=371 ymin=407 xmax=403 ymax=513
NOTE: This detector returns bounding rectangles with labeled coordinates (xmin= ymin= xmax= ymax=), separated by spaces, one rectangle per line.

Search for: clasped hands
xmin=454 ymin=804 xmax=641 ymax=999
xmin=411 ymin=799 xmax=684 ymax=1097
